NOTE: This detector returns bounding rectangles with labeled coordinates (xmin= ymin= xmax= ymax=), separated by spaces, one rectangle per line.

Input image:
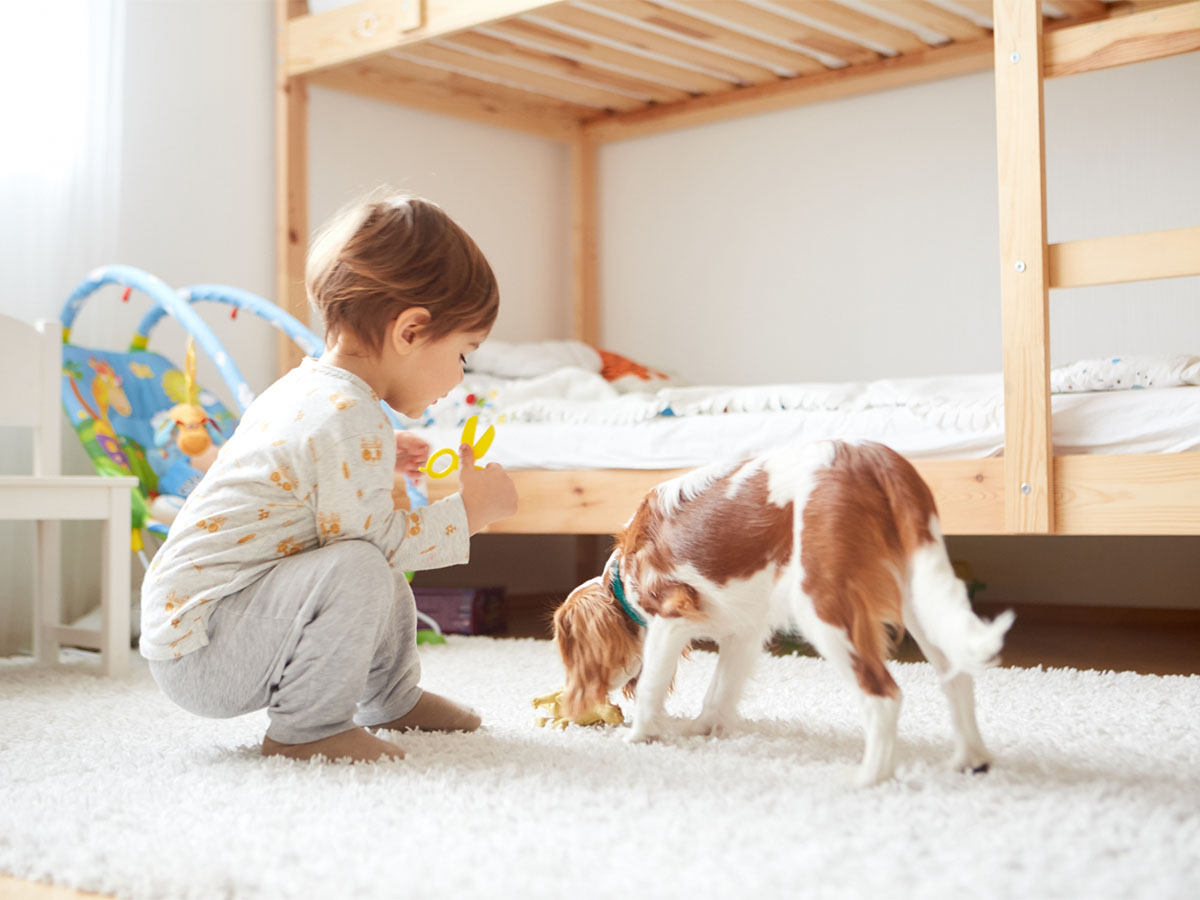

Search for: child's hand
xmin=458 ymin=443 xmax=517 ymax=534
xmin=394 ymin=431 xmax=430 ymax=482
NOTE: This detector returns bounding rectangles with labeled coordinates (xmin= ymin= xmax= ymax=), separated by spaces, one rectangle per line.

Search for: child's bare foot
xmin=373 ymin=691 xmax=482 ymax=733
xmin=262 ymin=726 xmax=405 ymax=762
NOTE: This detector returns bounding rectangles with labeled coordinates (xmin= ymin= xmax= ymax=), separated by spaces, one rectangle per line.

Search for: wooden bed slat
xmin=948 ymin=0 xmax=1108 ymax=25
xmin=400 ymin=41 xmax=647 ymax=109
xmin=1044 ymin=0 xmax=1200 ymax=77
xmin=489 ymin=17 xmax=732 ymax=94
xmin=533 ymin=4 xmax=774 ymax=83
xmin=287 ymin=0 xmax=566 ymax=76
xmin=860 ymin=0 xmax=991 ymax=43
xmin=583 ymin=37 xmax=994 ymax=143
xmin=766 ymin=0 xmax=934 ymax=54
xmin=448 ymin=29 xmax=692 ymax=103
xmin=994 ymin=0 xmax=1054 ymax=534
xmin=1049 ymin=1 xmax=1110 ymax=19
xmin=671 ymin=0 xmax=881 ymax=66
xmin=944 ymin=0 xmax=997 ymax=24
xmin=595 ymin=0 xmax=828 ymax=74
xmin=308 ymin=56 xmax=589 ymax=141
xmin=1049 ymin=226 xmax=1200 ymax=288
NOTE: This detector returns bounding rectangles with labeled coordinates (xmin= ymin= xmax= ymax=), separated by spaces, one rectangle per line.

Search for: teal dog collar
xmin=610 ymin=559 xmax=646 ymax=628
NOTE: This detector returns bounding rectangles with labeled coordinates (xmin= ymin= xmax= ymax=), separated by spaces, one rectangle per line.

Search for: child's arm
xmin=456 ymin=443 xmax=518 ymax=534
xmin=314 ymin=431 xmax=470 ymax=572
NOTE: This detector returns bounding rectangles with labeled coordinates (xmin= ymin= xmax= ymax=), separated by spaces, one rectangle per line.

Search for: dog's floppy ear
xmin=554 ymin=581 xmax=638 ymax=719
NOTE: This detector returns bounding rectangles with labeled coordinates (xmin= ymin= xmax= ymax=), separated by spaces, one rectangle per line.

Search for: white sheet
xmin=402 ymin=349 xmax=1200 ymax=470
xmin=409 ymin=384 xmax=1200 ymax=470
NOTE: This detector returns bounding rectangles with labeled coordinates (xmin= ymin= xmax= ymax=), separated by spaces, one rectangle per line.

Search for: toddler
xmin=141 ymin=193 xmax=517 ymax=762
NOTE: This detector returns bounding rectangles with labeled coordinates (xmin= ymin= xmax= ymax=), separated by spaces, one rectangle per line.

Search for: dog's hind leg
xmin=903 ymin=607 xmax=991 ymax=773
xmin=904 ymin=525 xmax=1013 ymax=773
xmin=799 ymin=609 xmax=902 ymax=787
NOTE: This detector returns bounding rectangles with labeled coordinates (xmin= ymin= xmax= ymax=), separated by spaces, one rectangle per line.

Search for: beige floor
xmin=4 ymin=600 xmax=1197 ymax=899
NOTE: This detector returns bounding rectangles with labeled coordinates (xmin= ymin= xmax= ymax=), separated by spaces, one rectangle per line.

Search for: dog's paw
xmin=853 ymin=763 xmax=896 ymax=788
xmin=950 ymin=746 xmax=992 ymax=774
xmin=681 ymin=715 xmax=729 ymax=738
xmin=624 ymin=722 xmax=663 ymax=744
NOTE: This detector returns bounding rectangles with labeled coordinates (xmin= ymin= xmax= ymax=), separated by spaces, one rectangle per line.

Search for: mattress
xmin=400 ymin=347 xmax=1200 ymax=469
xmin=407 ymin=384 xmax=1200 ymax=471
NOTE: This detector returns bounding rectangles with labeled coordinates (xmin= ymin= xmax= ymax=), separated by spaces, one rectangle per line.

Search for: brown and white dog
xmin=553 ymin=440 xmax=1014 ymax=786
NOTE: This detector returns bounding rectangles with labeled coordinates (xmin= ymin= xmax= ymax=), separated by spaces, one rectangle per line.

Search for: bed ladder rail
xmin=1049 ymin=227 xmax=1200 ymax=288
xmin=1043 ymin=0 xmax=1200 ymax=78
xmin=992 ymin=0 xmax=1200 ymax=535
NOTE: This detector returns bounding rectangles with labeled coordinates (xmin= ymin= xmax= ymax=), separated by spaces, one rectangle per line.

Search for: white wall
xmin=113 ymin=0 xmax=279 ymax=408
xmin=307 ymin=87 xmax=571 ymax=342
xmin=599 ymin=53 xmax=1200 ymax=385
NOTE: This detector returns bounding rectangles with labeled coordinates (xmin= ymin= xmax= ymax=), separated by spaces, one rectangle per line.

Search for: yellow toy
xmin=155 ymin=337 xmax=218 ymax=472
xmin=533 ymin=689 xmax=624 ymax=729
xmin=419 ymin=414 xmax=495 ymax=479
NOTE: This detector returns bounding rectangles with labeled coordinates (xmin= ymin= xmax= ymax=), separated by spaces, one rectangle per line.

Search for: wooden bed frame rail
xmin=426 ymin=452 xmax=1200 ymax=536
xmin=277 ymin=0 xmax=1200 ymax=536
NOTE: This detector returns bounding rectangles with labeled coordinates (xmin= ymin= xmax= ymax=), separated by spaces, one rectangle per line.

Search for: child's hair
xmin=306 ymin=191 xmax=498 ymax=354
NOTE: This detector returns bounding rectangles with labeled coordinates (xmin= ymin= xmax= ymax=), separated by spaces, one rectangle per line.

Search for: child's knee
xmin=328 ymin=541 xmax=393 ymax=602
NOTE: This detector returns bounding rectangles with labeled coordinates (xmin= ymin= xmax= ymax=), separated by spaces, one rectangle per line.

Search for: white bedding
xmin=404 ymin=347 xmax=1200 ymax=470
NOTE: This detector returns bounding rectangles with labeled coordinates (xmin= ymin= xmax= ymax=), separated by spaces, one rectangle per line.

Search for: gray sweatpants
xmin=149 ymin=541 xmax=422 ymax=744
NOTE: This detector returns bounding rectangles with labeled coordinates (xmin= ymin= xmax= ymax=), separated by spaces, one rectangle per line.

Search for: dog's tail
xmin=860 ymin=442 xmax=1014 ymax=678
xmin=906 ymin=529 xmax=1014 ymax=678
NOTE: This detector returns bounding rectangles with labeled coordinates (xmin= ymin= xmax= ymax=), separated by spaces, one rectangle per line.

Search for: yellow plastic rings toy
xmin=418 ymin=415 xmax=496 ymax=479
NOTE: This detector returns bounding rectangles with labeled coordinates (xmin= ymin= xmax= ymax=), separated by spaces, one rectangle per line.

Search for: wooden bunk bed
xmin=274 ymin=0 xmax=1200 ymax=537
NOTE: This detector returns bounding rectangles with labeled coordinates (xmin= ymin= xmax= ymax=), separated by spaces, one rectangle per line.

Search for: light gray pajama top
xmin=140 ymin=358 xmax=469 ymax=661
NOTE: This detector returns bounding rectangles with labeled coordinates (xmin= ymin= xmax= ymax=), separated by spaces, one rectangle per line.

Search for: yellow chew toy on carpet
xmin=532 ymin=689 xmax=624 ymax=729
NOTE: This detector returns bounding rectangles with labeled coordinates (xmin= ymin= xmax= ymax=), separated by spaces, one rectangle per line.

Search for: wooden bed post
xmin=277 ymin=0 xmax=311 ymax=379
xmin=570 ymin=129 xmax=599 ymax=346
xmin=571 ymin=127 xmax=601 ymax=580
xmin=993 ymin=0 xmax=1054 ymax=534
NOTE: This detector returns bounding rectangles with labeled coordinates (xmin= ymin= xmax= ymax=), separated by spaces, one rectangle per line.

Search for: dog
xmin=552 ymin=440 xmax=1014 ymax=786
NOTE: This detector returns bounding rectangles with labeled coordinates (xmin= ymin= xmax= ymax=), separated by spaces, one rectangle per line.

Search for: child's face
xmin=385 ymin=326 xmax=490 ymax=418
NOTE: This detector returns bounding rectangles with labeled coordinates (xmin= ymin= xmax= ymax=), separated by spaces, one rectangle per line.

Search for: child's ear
xmin=390 ymin=307 xmax=432 ymax=355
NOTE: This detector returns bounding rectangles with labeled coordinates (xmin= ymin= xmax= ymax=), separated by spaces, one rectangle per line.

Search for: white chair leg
xmin=34 ymin=519 xmax=62 ymax=667
xmin=101 ymin=489 xmax=130 ymax=677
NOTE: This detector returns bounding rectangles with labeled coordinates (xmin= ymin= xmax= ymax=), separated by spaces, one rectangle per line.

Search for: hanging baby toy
xmin=155 ymin=336 xmax=219 ymax=473
xmin=418 ymin=414 xmax=495 ymax=479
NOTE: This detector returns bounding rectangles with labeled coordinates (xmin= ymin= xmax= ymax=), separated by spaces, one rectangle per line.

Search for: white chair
xmin=0 ymin=314 xmax=137 ymax=676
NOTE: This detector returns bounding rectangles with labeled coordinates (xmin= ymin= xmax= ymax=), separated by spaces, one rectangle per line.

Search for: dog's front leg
xmin=626 ymin=619 xmax=690 ymax=744
xmin=685 ymin=634 xmax=759 ymax=737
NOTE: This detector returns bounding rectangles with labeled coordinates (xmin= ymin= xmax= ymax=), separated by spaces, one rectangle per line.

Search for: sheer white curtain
xmin=0 ymin=0 xmax=126 ymax=654
xmin=0 ymin=0 xmax=125 ymax=321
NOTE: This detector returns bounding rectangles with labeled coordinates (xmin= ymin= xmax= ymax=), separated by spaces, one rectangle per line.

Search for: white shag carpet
xmin=1 ymin=639 xmax=1198 ymax=900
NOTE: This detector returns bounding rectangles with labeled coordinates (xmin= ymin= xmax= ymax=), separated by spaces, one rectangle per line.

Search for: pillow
xmin=596 ymin=348 xmax=675 ymax=392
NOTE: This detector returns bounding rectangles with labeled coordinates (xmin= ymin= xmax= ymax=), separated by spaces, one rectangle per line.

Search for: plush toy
xmin=533 ymin=688 xmax=624 ymax=729
xmin=154 ymin=337 xmax=219 ymax=473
